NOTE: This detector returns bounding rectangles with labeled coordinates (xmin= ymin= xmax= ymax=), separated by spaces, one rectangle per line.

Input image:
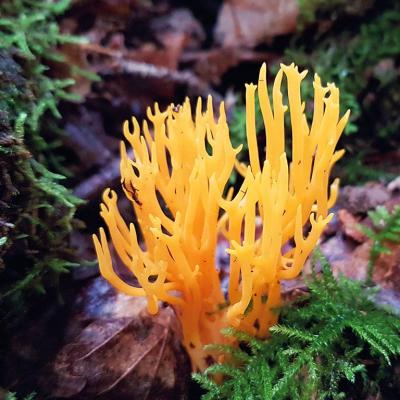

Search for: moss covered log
xmin=0 ymin=0 xmax=84 ymax=324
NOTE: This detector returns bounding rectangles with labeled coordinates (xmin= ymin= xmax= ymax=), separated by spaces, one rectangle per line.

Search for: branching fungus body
xmin=93 ymin=63 xmax=349 ymax=371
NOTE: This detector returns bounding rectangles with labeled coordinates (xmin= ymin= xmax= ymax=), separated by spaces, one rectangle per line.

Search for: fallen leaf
xmin=319 ymin=232 xmax=400 ymax=290
xmin=56 ymin=43 xmax=96 ymax=98
xmin=337 ymin=208 xmax=367 ymax=243
xmin=42 ymin=278 xmax=190 ymax=399
xmin=373 ymin=241 xmax=400 ymax=291
xmin=214 ymin=0 xmax=299 ymax=48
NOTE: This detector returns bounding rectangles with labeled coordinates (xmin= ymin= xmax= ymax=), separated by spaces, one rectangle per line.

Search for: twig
xmin=79 ymin=43 xmax=223 ymax=102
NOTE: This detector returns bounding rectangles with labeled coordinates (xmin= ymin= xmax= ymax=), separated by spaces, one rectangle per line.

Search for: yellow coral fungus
xmin=93 ymin=63 xmax=349 ymax=371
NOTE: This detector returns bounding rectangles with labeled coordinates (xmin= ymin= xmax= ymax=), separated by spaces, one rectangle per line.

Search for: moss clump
xmin=298 ymin=0 xmax=373 ymax=27
xmin=0 ymin=0 xmax=85 ymax=324
xmin=4 ymin=391 xmax=36 ymax=400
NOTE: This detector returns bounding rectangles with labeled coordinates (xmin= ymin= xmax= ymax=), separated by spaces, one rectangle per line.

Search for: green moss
xmin=4 ymin=391 xmax=36 ymax=400
xmin=298 ymin=0 xmax=372 ymax=27
xmin=0 ymin=0 xmax=87 ymax=324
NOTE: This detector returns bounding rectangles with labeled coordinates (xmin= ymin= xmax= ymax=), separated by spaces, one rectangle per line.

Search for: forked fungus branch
xmin=93 ymin=63 xmax=349 ymax=371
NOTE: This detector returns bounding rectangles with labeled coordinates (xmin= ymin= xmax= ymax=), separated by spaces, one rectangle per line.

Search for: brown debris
xmin=337 ymin=208 xmax=367 ymax=243
xmin=77 ymin=42 xmax=221 ymax=100
xmin=373 ymin=241 xmax=400 ymax=291
xmin=42 ymin=278 xmax=191 ymax=400
xmin=319 ymin=192 xmax=400 ymax=294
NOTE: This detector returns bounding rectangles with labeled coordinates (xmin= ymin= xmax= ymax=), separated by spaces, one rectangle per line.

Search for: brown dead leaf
xmin=338 ymin=209 xmax=367 ymax=243
xmin=42 ymin=279 xmax=190 ymax=400
xmin=214 ymin=0 xmax=298 ymax=48
xmin=56 ymin=43 xmax=95 ymax=98
xmin=58 ymin=0 xmax=142 ymax=97
xmin=319 ymin=233 xmax=400 ymax=290
xmin=373 ymin=242 xmax=400 ymax=290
